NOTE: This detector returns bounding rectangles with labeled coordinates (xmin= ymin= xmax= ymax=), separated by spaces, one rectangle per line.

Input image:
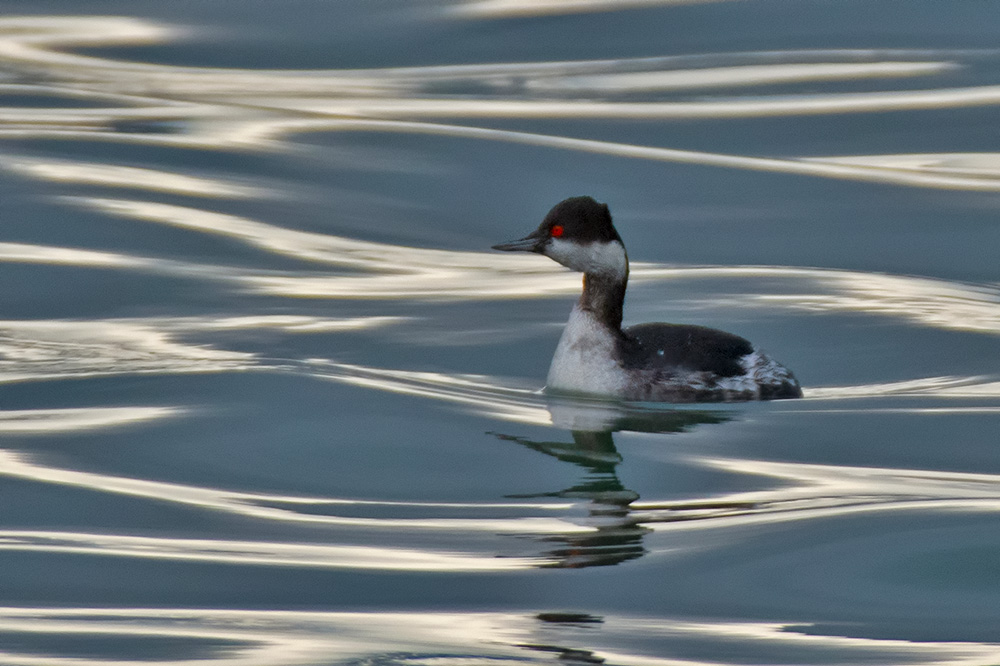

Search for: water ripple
xmin=4 ymin=409 xmax=1000 ymax=572
xmin=3 ymin=17 xmax=1000 ymax=189
xmin=634 ymin=457 xmax=1000 ymax=532
xmin=0 ymin=607 xmax=996 ymax=666
xmin=14 ymin=193 xmax=1000 ymax=338
xmin=2 ymin=308 xmax=998 ymax=406
xmin=0 ymin=9 xmax=997 ymax=665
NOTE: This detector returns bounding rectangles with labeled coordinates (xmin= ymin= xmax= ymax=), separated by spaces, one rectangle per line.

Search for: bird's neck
xmin=579 ymin=266 xmax=628 ymax=332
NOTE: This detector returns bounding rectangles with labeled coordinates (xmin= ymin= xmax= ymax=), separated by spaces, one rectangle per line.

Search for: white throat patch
xmin=546 ymin=238 xmax=627 ymax=277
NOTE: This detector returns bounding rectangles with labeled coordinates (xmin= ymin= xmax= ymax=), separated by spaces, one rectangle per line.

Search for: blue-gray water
xmin=2 ymin=1 xmax=1000 ymax=663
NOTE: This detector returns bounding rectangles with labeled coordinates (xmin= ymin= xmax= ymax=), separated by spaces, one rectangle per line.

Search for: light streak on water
xmin=672 ymin=266 xmax=1000 ymax=336
xmin=527 ymin=61 xmax=957 ymax=92
xmin=0 ymin=406 xmax=177 ymax=434
xmin=452 ymin=0 xmax=736 ymax=18
xmin=0 ymin=155 xmax=266 ymax=198
xmin=0 ymin=607 xmax=996 ymax=666
xmin=633 ymin=457 xmax=1000 ymax=532
xmin=0 ymin=531 xmax=538 ymax=572
xmin=805 ymin=375 xmax=1000 ymax=400
xmin=0 ymin=318 xmax=255 ymax=383
xmin=0 ymin=448 xmax=585 ymax=535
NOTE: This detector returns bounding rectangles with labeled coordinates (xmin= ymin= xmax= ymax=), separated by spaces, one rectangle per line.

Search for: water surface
xmin=2 ymin=1 xmax=1000 ymax=663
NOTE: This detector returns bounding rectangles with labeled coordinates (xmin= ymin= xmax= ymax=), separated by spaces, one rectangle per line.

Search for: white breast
xmin=546 ymin=306 xmax=627 ymax=397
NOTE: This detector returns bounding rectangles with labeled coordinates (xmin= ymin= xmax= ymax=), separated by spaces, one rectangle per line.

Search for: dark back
xmin=621 ymin=323 xmax=754 ymax=377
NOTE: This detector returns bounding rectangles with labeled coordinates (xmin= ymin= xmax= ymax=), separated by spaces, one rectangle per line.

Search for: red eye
xmin=551 ymin=225 xmax=564 ymax=238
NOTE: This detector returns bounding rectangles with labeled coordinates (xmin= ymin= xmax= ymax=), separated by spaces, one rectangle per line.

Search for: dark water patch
xmin=0 ymin=631 xmax=243 ymax=662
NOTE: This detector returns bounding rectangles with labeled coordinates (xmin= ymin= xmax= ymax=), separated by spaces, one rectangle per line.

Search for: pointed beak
xmin=492 ymin=233 xmax=544 ymax=253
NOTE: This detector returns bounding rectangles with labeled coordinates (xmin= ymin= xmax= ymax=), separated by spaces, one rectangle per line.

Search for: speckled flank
xmin=739 ymin=349 xmax=803 ymax=399
xmin=616 ymin=348 xmax=802 ymax=403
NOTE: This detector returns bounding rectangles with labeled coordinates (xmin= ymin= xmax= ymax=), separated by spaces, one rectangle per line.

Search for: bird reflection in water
xmin=494 ymin=403 xmax=729 ymax=568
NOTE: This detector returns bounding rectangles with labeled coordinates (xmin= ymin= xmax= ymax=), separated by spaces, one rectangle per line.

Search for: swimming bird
xmin=493 ymin=196 xmax=802 ymax=402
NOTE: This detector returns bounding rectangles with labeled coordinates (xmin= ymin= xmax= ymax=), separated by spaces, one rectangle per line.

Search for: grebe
xmin=493 ymin=196 xmax=802 ymax=402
